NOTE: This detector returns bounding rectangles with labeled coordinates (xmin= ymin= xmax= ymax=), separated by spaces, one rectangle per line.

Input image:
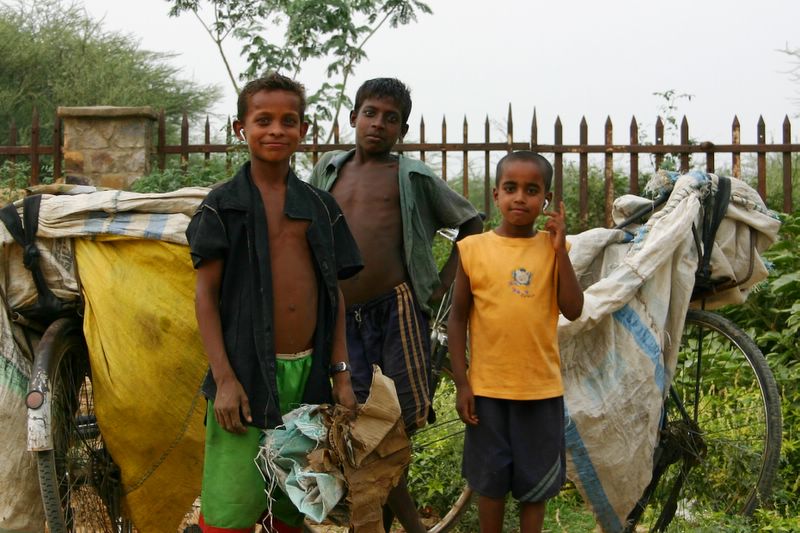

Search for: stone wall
xmin=58 ymin=106 xmax=157 ymax=189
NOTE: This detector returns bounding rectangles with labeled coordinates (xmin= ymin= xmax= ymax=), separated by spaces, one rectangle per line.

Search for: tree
xmin=0 ymin=0 xmax=221 ymax=145
xmin=167 ymin=0 xmax=431 ymax=140
xmin=780 ymin=44 xmax=800 ymax=113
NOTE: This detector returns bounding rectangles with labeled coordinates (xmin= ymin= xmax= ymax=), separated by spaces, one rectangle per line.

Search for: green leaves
xmin=166 ymin=0 xmax=431 ymax=132
xmin=771 ymin=271 xmax=800 ymax=293
xmin=0 ymin=0 xmax=220 ymax=145
xmin=721 ymin=211 xmax=800 ymax=521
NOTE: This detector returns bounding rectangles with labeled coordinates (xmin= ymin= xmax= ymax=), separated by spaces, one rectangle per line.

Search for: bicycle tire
xmin=34 ymin=318 xmax=134 ymax=532
xmin=628 ymin=309 xmax=782 ymax=532
xmin=408 ymin=341 xmax=473 ymax=533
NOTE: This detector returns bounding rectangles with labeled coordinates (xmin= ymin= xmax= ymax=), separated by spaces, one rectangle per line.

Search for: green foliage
xmin=0 ymin=0 xmax=220 ymax=145
xmin=0 ymin=160 xmax=55 ymax=205
xmin=131 ymin=151 xmax=249 ymax=193
xmin=0 ymin=161 xmax=32 ymax=205
xmin=744 ymin=152 xmax=800 ymax=213
xmin=167 ymin=0 xmax=431 ymax=137
xmin=721 ymin=211 xmax=800 ymax=519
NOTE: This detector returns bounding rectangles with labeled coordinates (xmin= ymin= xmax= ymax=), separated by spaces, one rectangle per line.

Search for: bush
xmin=720 ymin=212 xmax=800 ymax=521
xmin=131 ymin=152 xmax=249 ymax=193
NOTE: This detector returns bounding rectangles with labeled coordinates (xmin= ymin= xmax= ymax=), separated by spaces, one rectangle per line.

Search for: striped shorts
xmin=345 ymin=282 xmax=431 ymax=433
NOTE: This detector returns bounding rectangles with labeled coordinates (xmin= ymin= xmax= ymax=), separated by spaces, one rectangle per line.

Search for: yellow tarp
xmin=75 ymin=238 xmax=207 ymax=532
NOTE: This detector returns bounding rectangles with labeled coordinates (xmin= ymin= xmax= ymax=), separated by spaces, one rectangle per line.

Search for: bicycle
xmin=407 ymin=185 xmax=782 ymax=532
xmin=25 ymin=314 xmax=134 ymax=533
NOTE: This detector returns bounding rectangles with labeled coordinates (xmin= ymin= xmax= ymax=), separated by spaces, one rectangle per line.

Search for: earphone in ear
xmin=241 ymin=129 xmax=247 ymax=140
xmin=543 ymin=199 xmax=550 ymax=210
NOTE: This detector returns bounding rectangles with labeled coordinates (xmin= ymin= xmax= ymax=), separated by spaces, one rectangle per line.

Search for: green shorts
xmin=200 ymin=351 xmax=313 ymax=530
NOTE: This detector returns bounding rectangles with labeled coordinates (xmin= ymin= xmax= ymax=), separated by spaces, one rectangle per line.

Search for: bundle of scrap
xmin=258 ymin=366 xmax=411 ymax=532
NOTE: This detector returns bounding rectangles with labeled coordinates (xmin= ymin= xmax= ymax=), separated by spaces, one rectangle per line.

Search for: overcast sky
xmin=80 ymin=0 xmax=800 ymax=146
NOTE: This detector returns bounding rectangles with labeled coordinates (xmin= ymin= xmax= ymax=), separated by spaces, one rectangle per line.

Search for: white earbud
xmin=241 ymin=129 xmax=247 ymax=139
xmin=544 ymin=199 xmax=550 ymax=210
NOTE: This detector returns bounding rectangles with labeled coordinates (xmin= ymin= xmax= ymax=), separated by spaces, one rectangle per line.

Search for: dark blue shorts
xmin=462 ymin=396 xmax=566 ymax=502
xmin=346 ymin=282 xmax=431 ymax=433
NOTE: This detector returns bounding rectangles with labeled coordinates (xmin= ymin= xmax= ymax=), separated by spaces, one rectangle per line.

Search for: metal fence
xmin=3 ymin=107 xmax=799 ymax=227
xmin=0 ymin=109 xmax=61 ymax=185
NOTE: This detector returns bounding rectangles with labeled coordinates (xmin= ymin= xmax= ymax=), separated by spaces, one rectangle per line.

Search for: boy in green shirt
xmin=310 ymin=77 xmax=482 ymax=531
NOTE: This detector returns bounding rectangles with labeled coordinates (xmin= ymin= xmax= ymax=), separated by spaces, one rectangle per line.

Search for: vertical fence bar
xmin=680 ymin=116 xmax=690 ymax=173
xmin=396 ymin=127 xmax=403 ymax=155
xmin=554 ymin=117 xmax=563 ymax=207
xmin=530 ymin=108 xmax=538 ymax=150
xmin=312 ymin=118 xmax=319 ymax=166
xmin=441 ymin=116 xmax=447 ymax=181
xmin=655 ymin=117 xmax=664 ymax=171
xmin=333 ymin=119 xmax=340 ymax=144
xmin=420 ymin=117 xmax=426 ymax=163
xmin=204 ymin=116 xmax=211 ymax=164
xmin=158 ymin=110 xmax=167 ymax=171
xmin=604 ymin=117 xmax=614 ymax=227
xmin=484 ymin=116 xmax=491 ymax=217
xmin=757 ymin=116 xmax=766 ymax=200
xmin=8 ymin=119 xmax=17 ymax=166
xmin=225 ymin=118 xmax=232 ymax=174
xmin=52 ymin=112 xmax=62 ymax=181
xmin=180 ymin=112 xmax=189 ymax=172
xmin=732 ymin=116 xmax=741 ymax=178
xmin=579 ymin=117 xmax=588 ymax=230
xmin=30 ymin=107 xmax=40 ymax=186
xmin=630 ymin=116 xmax=639 ymax=195
xmin=507 ymin=104 xmax=513 ymax=153
xmin=462 ymin=116 xmax=469 ymax=198
xmin=783 ymin=116 xmax=793 ymax=213
xmin=706 ymin=142 xmax=715 ymax=173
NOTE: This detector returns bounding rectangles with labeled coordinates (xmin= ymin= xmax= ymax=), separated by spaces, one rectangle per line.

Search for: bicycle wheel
xmin=408 ymin=340 xmax=473 ymax=533
xmin=33 ymin=318 xmax=134 ymax=532
xmin=628 ymin=309 xmax=782 ymax=532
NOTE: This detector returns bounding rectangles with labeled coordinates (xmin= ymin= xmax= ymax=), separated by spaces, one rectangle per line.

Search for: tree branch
xmin=193 ymin=9 xmax=239 ymax=94
xmin=325 ymin=7 xmax=396 ymax=143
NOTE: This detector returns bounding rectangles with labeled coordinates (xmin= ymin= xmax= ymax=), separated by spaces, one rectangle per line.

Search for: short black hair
xmin=495 ymin=151 xmax=553 ymax=190
xmin=354 ymin=78 xmax=412 ymax=124
xmin=237 ymin=72 xmax=306 ymax=121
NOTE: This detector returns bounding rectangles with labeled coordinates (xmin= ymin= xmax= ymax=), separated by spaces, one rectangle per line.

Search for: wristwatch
xmin=329 ymin=361 xmax=351 ymax=375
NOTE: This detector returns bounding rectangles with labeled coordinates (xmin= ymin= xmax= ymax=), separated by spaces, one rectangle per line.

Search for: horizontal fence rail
xmin=0 ymin=108 xmax=61 ymax=186
xmin=3 ymin=107 xmax=798 ymax=228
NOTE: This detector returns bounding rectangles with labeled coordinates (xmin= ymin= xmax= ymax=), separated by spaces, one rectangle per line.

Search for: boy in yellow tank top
xmin=448 ymin=151 xmax=584 ymax=533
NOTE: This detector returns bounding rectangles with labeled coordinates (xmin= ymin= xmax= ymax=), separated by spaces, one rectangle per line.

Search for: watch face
xmin=330 ymin=361 xmax=349 ymax=374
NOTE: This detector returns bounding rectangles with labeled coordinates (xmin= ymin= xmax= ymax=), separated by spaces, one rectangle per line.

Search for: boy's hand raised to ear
xmin=544 ymin=200 xmax=568 ymax=252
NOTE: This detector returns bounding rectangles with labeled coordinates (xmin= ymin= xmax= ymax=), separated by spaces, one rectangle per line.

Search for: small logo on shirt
xmin=510 ymin=268 xmax=533 ymax=297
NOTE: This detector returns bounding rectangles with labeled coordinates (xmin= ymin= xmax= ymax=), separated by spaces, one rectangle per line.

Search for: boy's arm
xmin=447 ymin=258 xmax=478 ymax=426
xmin=330 ymin=287 xmax=357 ymax=412
xmin=195 ymin=258 xmax=251 ymax=434
xmin=556 ymin=247 xmax=583 ymax=321
xmin=545 ymin=201 xmax=584 ymax=321
xmin=433 ymin=215 xmax=483 ymax=300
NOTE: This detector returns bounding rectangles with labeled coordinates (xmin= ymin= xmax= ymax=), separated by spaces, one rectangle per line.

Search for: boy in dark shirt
xmin=187 ymin=73 xmax=362 ymax=533
xmin=310 ymin=78 xmax=482 ymax=532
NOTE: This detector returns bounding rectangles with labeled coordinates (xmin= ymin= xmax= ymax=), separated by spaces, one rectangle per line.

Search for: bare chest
xmin=332 ymin=165 xmax=401 ymax=224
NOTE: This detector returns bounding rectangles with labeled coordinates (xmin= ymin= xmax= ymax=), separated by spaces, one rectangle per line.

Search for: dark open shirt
xmin=186 ymin=162 xmax=362 ymax=428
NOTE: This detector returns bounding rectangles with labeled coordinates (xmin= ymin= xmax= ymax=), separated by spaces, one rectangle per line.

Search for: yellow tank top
xmin=457 ymin=231 xmax=564 ymax=400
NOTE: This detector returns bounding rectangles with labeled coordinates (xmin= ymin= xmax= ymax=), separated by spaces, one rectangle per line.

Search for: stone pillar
xmin=58 ymin=106 xmax=157 ymax=190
